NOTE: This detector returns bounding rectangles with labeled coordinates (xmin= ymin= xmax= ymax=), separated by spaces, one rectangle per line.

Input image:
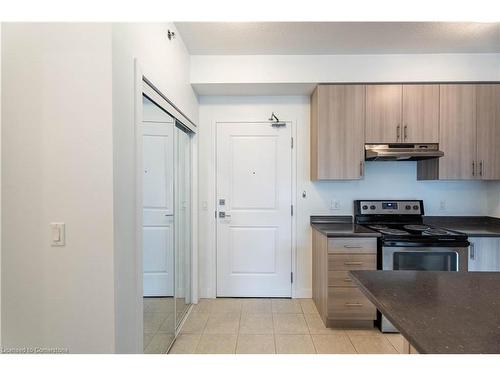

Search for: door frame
xmin=210 ymin=120 xmax=298 ymax=298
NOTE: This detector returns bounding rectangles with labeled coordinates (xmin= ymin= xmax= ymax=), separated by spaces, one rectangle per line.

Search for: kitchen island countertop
xmin=349 ymin=270 xmax=500 ymax=354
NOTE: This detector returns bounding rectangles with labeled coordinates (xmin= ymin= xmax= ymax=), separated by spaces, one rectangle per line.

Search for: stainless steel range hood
xmin=365 ymin=144 xmax=444 ymax=161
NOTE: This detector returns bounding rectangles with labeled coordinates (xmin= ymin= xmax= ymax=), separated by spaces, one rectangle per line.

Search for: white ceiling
xmin=175 ymin=22 xmax=500 ymax=55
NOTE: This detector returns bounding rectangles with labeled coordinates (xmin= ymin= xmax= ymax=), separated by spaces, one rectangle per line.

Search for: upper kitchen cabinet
xmin=366 ymin=84 xmax=439 ymax=144
xmin=402 ymin=84 xmax=439 ymax=143
xmin=476 ymin=84 xmax=500 ymax=180
xmin=310 ymin=85 xmax=365 ymax=180
xmin=365 ymin=85 xmax=402 ymax=143
xmin=418 ymin=84 xmax=500 ymax=181
xmin=418 ymin=84 xmax=477 ymax=180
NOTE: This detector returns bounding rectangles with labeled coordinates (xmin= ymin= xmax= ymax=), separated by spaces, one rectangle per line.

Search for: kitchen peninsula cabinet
xmin=310 ymin=84 xmax=365 ymax=180
xmin=468 ymin=237 xmax=500 ymax=272
xmin=312 ymin=229 xmax=377 ymax=328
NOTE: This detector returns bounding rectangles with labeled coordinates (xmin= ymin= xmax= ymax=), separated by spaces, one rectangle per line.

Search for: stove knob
xmin=362 ymin=205 xmax=368 ymax=210
xmin=413 ymin=205 xmax=419 ymax=210
xmin=405 ymin=205 xmax=411 ymax=210
xmin=370 ymin=205 xmax=376 ymax=210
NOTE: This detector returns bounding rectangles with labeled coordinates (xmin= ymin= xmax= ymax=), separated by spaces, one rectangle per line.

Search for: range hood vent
xmin=365 ymin=144 xmax=444 ymax=161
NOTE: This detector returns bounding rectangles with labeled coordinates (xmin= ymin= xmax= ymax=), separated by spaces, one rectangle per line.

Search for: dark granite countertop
xmin=424 ymin=216 xmax=500 ymax=237
xmin=349 ymin=270 xmax=500 ymax=354
xmin=310 ymin=216 xmax=380 ymax=238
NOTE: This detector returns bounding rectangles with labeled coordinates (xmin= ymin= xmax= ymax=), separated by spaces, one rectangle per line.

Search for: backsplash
xmin=303 ymin=161 xmax=491 ymax=217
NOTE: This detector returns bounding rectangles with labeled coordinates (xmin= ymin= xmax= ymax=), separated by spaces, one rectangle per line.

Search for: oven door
xmin=382 ymin=245 xmax=460 ymax=271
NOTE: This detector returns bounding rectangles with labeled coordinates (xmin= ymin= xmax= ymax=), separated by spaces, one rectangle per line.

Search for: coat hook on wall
xmin=269 ymin=112 xmax=280 ymax=123
xmin=167 ymin=30 xmax=176 ymax=40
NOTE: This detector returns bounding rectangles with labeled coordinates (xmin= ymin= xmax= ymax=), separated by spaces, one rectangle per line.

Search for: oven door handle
xmin=383 ymin=240 xmax=470 ymax=248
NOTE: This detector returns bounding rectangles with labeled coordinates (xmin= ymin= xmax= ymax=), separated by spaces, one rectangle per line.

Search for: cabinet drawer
xmin=328 ymin=254 xmax=376 ymax=271
xmin=328 ymin=287 xmax=376 ymax=320
xmin=328 ymin=271 xmax=359 ymax=287
xmin=328 ymin=238 xmax=377 ymax=254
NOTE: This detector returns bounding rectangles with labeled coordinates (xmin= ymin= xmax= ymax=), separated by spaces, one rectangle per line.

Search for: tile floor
xmin=143 ymin=297 xmax=176 ymax=354
xmin=168 ymin=298 xmax=404 ymax=354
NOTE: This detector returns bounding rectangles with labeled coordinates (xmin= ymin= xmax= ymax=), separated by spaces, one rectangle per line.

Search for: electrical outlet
xmin=331 ymin=200 xmax=341 ymax=210
xmin=440 ymin=200 xmax=446 ymax=210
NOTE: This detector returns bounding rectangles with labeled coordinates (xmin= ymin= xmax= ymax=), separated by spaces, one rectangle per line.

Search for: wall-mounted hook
xmin=269 ymin=112 xmax=280 ymax=122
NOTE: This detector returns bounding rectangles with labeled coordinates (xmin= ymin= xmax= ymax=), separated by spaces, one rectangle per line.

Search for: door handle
xmin=218 ymin=212 xmax=232 ymax=218
xmin=345 ymin=303 xmax=363 ymax=307
xmin=344 ymin=245 xmax=363 ymax=249
xmin=344 ymin=261 xmax=363 ymax=266
xmin=470 ymin=243 xmax=475 ymax=260
xmin=359 ymin=161 xmax=364 ymax=177
xmin=479 ymin=161 xmax=483 ymax=177
xmin=472 ymin=161 xmax=475 ymax=177
xmin=396 ymin=124 xmax=401 ymax=141
xmin=404 ymin=124 xmax=408 ymax=141
xmin=343 ymin=278 xmax=352 ymax=283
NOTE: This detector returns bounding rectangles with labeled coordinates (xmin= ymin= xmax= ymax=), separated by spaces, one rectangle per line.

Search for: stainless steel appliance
xmin=365 ymin=143 xmax=444 ymax=161
xmin=354 ymin=200 xmax=469 ymax=332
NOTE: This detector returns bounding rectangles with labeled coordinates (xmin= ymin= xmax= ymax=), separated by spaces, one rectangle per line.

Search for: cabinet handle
xmin=360 ymin=161 xmax=364 ymax=177
xmin=343 ymin=245 xmax=363 ymax=249
xmin=396 ymin=124 xmax=401 ymax=141
xmin=470 ymin=243 xmax=475 ymax=260
xmin=345 ymin=303 xmax=363 ymax=307
xmin=480 ymin=161 xmax=483 ymax=177
xmin=472 ymin=161 xmax=475 ymax=177
xmin=404 ymin=124 xmax=408 ymax=141
xmin=344 ymin=261 xmax=363 ymax=266
xmin=343 ymin=278 xmax=352 ymax=282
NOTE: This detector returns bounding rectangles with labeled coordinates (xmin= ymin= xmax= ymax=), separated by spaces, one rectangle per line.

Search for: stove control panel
xmin=356 ymin=200 xmax=423 ymax=215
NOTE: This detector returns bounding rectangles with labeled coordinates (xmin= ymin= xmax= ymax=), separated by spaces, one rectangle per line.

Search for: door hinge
xmin=291 ymin=204 xmax=294 ymax=216
xmin=291 ymin=272 xmax=294 ymax=284
xmin=291 ymin=137 xmax=294 ymax=149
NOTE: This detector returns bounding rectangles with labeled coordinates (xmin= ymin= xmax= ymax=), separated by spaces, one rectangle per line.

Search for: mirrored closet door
xmin=141 ymin=95 xmax=193 ymax=354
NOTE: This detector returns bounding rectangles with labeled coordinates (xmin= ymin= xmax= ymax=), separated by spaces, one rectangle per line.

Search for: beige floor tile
xmin=195 ymin=334 xmax=237 ymax=354
xmin=298 ymin=299 xmax=318 ymax=315
xmin=276 ymin=334 xmax=316 ymax=354
xmin=144 ymin=333 xmax=175 ymax=354
xmin=180 ymin=311 xmax=209 ymax=334
xmin=241 ymin=299 xmax=272 ymax=314
xmin=385 ymin=333 xmax=404 ymax=353
xmin=344 ymin=327 xmax=383 ymax=336
xmin=312 ymin=334 xmax=357 ymax=354
xmin=236 ymin=334 xmax=276 ymax=354
xmin=169 ymin=334 xmax=201 ymax=354
xmin=210 ymin=298 xmax=243 ymax=313
xmin=272 ymin=299 xmax=302 ymax=314
xmin=144 ymin=297 xmax=175 ymax=313
xmin=191 ymin=299 xmax=214 ymax=314
xmin=158 ymin=313 xmax=175 ymax=333
xmin=273 ymin=313 xmax=309 ymax=334
xmin=204 ymin=312 xmax=241 ymax=334
xmin=143 ymin=332 xmax=155 ymax=350
xmin=143 ymin=312 xmax=167 ymax=333
xmin=304 ymin=313 xmax=344 ymax=334
xmin=349 ymin=335 xmax=398 ymax=354
xmin=239 ymin=313 xmax=274 ymax=334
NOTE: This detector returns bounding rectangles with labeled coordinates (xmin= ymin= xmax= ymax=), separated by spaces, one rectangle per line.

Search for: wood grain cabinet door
xmin=311 ymin=85 xmax=365 ymax=180
xmin=438 ymin=84 xmax=477 ymax=180
xmin=476 ymin=84 xmax=500 ymax=180
xmin=402 ymin=84 xmax=439 ymax=143
xmin=365 ymin=84 xmax=402 ymax=143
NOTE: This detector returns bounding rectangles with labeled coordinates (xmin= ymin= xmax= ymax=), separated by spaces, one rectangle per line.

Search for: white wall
xmin=1 ymin=23 xmax=115 ymax=353
xmin=111 ymin=23 xmax=198 ymax=353
xmin=191 ymin=53 xmax=500 ymax=95
xmin=198 ymin=95 xmax=493 ymax=298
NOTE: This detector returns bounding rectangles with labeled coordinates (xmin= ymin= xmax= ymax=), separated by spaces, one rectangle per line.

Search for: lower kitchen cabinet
xmin=312 ymin=230 xmax=377 ymax=328
xmin=468 ymin=237 xmax=500 ymax=272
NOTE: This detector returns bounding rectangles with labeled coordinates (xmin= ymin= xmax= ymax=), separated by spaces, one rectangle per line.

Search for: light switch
xmin=51 ymin=223 xmax=65 ymax=247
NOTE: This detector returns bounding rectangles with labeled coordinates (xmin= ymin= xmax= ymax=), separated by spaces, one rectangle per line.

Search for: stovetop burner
xmin=403 ymin=224 xmax=430 ymax=232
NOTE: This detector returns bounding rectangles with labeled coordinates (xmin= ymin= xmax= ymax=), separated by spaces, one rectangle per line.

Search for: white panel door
xmin=216 ymin=122 xmax=292 ymax=297
xmin=142 ymin=122 xmax=174 ymax=297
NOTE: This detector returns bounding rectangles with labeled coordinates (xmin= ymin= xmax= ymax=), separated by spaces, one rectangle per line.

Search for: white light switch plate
xmin=50 ymin=223 xmax=65 ymax=247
